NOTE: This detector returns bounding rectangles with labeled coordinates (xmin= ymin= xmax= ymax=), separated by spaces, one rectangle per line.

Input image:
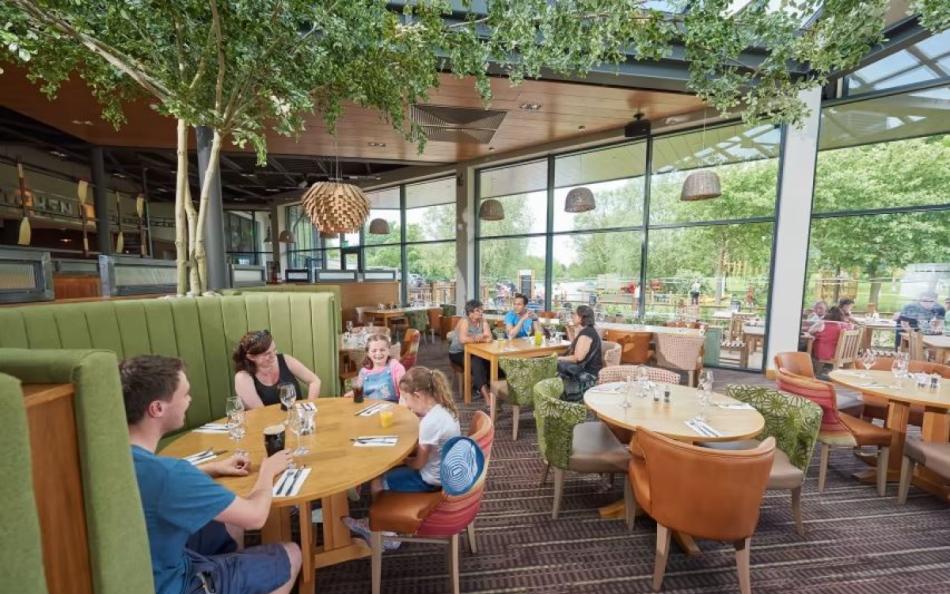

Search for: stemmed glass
xmin=278 ymin=383 xmax=297 ymax=425
xmin=621 ymin=373 xmax=634 ymax=410
xmin=226 ymin=409 xmax=248 ymax=457
xmin=860 ymin=349 xmax=877 ymax=377
xmin=287 ymin=406 xmax=309 ymax=459
xmin=697 ymin=369 xmax=714 ymax=422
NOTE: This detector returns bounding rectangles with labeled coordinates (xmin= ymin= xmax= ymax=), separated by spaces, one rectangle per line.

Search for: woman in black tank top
xmin=233 ymin=330 xmax=322 ymax=409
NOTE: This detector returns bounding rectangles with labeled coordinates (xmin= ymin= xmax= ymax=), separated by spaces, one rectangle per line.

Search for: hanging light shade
xmin=319 ymin=230 xmax=337 ymax=239
xmin=368 ymin=218 xmax=390 ymax=235
xmin=564 ymin=186 xmax=596 ymax=213
xmin=680 ymin=170 xmax=722 ymax=201
xmin=478 ymin=198 xmax=505 ymax=221
xmin=277 ymin=229 xmax=295 ymax=243
xmin=301 ymin=181 xmax=370 ymax=234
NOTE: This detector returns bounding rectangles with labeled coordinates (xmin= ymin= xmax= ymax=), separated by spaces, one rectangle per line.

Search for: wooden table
xmin=853 ymin=317 xmax=897 ymax=350
xmin=584 ymin=382 xmax=765 ymax=553
xmin=462 ymin=338 xmax=569 ymax=404
xmin=483 ymin=313 xmax=559 ymax=326
xmin=363 ymin=306 xmax=435 ymax=329
xmin=743 ymin=324 xmax=765 ymax=354
xmin=595 ymin=321 xmax=705 ymax=337
xmin=829 ymin=369 xmax=949 ymax=502
xmin=923 ymin=334 xmax=950 ymax=364
xmin=161 ymin=400 xmax=419 ymax=594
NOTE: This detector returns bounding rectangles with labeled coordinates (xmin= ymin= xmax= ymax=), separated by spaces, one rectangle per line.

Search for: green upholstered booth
xmin=0 ymin=350 xmax=153 ymax=594
xmin=0 ymin=292 xmax=341 ymax=429
xmin=0 ymin=373 xmax=49 ymax=594
xmin=223 ymin=284 xmax=343 ymax=332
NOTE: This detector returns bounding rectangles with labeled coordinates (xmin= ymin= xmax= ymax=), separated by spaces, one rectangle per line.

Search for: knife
xmin=274 ymin=469 xmax=295 ymax=495
xmin=355 ymin=403 xmax=384 ymax=416
xmin=282 ymin=469 xmax=302 ymax=496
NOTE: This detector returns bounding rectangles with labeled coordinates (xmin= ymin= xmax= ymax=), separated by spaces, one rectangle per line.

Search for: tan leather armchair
xmin=773 ymin=352 xmax=815 ymax=378
xmin=898 ymin=438 xmax=950 ymax=504
xmin=629 ymin=428 xmax=775 ymax=594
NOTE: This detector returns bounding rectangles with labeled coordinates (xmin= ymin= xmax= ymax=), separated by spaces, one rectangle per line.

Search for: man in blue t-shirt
xmin=504 ymin=293 xmax=537 ymax=339
xmin=120 ymin=355 xmax=301 ymax=594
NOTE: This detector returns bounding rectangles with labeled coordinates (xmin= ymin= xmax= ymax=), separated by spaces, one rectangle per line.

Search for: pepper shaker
xmin=663 ymin=388 xmax=671 ymax=403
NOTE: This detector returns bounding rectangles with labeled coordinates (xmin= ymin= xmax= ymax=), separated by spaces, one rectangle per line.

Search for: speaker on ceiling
xmin=624 ymin=114 xmax=650 ymax=139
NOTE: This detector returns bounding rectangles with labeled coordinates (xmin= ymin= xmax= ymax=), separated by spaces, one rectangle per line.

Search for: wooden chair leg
xmin=652 ymin=523 xmax=671 ymax=592
xmin=818 ymin=443 xmax=830 ymax=493
xmin=488 ymin=391 xmax=497 ymax=425
xmin=623 ymin=479 xmax=637 ymax=532
xmin=552 ymin=467 xmax=564 ymax=520
xmin=371 ymin=531 xmax=383 ymax=594
xmin=735 ymin=537 xmax=752 ymax=594
xmin=897 ymin=456 xmax=914 ymax=505
xmin=512 ymin=405 xmax=521 ymax=441
xmin=466 ymin=522 xmax=478 ymax=554
xmin=449 ymin=533 xmax=460 ymax=594
xmin=790 ymin=486 xmax=804 ymax=536
xmin=876 ymin=446 xmax=890 ymax=497
xmin=539 ymin=462 xmax=550 ymax=487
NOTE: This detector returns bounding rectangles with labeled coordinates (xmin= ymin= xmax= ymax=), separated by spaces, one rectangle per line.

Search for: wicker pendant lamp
xmin=368 ymin=218 xmax=390 ymax=234
xmin=565 ymin=187 xmax=596 ymax=212
xmin=680 ymin=107 xmax=721 ymax=202
xmin=277 ymin=229 xmax=296 ymax=243
xmin=478 ymin=198 xmax=505 ymax=221
xmin=301 ymin=181 xmax=370 ymax=234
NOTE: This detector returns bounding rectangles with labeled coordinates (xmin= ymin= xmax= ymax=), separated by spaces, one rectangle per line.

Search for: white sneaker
xmin=342 ymin=516 xmax=401 ymax=551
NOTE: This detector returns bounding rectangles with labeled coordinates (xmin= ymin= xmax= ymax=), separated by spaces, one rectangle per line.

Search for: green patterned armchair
xmin=532 ymin=377 xmax=633 ymax=525
xmin=714 ymin=385 xmax=823 ymax=536
xmin=405 ymin=310 xmax=430 ymax=334
xmin=490 ymin=355 xmax=558 ymax=441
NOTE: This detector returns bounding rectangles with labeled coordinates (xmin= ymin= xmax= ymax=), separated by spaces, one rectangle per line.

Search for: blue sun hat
xmin=440 ymin=436 xmax=485 ymax=496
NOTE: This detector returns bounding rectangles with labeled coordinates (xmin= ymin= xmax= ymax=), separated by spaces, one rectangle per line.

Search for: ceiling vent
xmin=410 ymin=104 xmax=506 ymax=144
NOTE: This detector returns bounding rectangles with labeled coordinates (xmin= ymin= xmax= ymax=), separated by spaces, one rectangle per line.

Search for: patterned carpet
xmin=315 ymin=339 xmax=950 ymax=594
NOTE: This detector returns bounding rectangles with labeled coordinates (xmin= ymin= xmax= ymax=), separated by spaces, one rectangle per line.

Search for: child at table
xmin=344 ymin=334 xmax=406 ymax=404
xmin=343 ymin=367 xmax=461 ymax=550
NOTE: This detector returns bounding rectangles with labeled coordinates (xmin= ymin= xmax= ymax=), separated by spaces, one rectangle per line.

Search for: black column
xmin=195 ymin=126 xmax=229 ymax=290
xmin=90 ymin=147 xmax=112 ymax=255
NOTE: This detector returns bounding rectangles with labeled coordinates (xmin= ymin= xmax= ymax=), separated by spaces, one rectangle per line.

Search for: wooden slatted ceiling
xmin=0 ymin=64 xmax=705 ymax=163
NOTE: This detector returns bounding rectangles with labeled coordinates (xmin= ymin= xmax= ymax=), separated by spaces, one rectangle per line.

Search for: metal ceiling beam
xmin=835 ymin=16 xmax=934 ymax=78
xmin=266 ymin=156 xmax=299 ymax=185
xmin=219 ymin=154 xmax=244 ymax=172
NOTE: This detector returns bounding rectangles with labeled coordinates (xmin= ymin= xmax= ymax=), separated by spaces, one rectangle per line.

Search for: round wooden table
xmin=584 ymin=382 xmax=765 ymax=443
xmin=584 ymin=382 xmax=765 ymax=554
xmin=829 ymin=369 xmax=949 ymax=502
xmin=161 ymin=400 xmax=418 ymax=594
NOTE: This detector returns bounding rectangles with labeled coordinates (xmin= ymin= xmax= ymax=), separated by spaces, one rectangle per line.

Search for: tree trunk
xmin=194 ymin=128 xmax=223 ymax=295
xmin=174 ymin=119 xmax=189 ymax=296
xmin=715 ymin=245 xmax=726 ymax=302
xmin=184 ymin=186 xmax=200 ymax=295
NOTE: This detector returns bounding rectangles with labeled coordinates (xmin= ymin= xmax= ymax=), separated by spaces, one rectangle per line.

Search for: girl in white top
xmin=371 ymin=366 xmax=461 ymax=495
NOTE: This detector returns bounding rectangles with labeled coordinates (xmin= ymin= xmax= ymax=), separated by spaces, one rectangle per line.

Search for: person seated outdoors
xmin=893 ymin=291 xmax=946 ymax=347
xmin=120 ymin=355 xmax=301 ymax=594
xmin=233 ymin=329 xmax=321 ymax=409
xmin=558 ymin=305 xmax=603 ymax=400
xmin=342 ymin=366 xmax=461 ymax=550
xmin=807 ymin=306 xmax=852 ymax=378
xmin=448 ymin=299 xmax=494 ymax=402
xmin=806 ymin=300 xmax=828 ymax=324
xmin=504 ymin=292 xmax=537 ymax=338
xmin=344 ymin=333 xmax=406 ymax=404
xmin=838 ymin=298 xmax=856 ymax=324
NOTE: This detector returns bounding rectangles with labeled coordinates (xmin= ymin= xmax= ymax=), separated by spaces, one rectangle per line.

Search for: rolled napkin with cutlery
xmin=685 ymin=418 xmax=723 ymax=438
xmin=183 ymin=449 xmax=225 ymax=465
xmin=194 ymin=422 xmax=230 ymax=434
xmin=715 ymin=402 xmax=754 ymax=410
xmin=272 ymin=467 xmax=312 ymax=498
xmin=351 ymin=435 xmax=398 ymax=447
xmin=356 ymin=402 xmax=391 ymax=417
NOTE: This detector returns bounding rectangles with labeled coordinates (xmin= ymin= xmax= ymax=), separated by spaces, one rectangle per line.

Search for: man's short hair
xmin=119 ymin=355 xmax=185 ymax=425
xmin=513 ymin=293 xmax=528 ymax=306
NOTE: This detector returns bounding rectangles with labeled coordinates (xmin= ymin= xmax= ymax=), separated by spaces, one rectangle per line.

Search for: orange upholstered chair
xmin=426 ymin=307 xmax=442 ymax=343
xmin=612 ymin=331 xmax=654 ymax=365
xmin=773 ymin=352 xmax=816 ymax=378
xmin=399 ymin=328 xmax=422 ymax=370
xmin=629 ymin=428 xmax=775 ymax=594
xmin=369 ymin=412 xmax=494 ymax=594
xmin=775 ymin=370 xmax=891 ymax=495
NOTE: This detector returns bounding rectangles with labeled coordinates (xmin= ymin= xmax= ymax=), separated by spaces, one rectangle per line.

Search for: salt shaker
xmin=652 ymin=384 xmax=661 ymax=402
xmin=663 ymin=388 xmax=671 ymax=403
xmin=931 ymin=373 xmax=941 ymax=390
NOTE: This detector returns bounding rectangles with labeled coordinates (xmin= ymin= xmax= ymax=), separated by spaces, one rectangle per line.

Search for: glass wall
xmin=225 ymin=209 xmax=272 ymax=268
xmin=405 ymin=177 xmax=456 ymax=304
xmin=805 ymin=84 xmax=950 ymax=345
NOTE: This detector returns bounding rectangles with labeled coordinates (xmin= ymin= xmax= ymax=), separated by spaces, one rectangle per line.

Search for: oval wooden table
xmin=161 ymin=400 xmax=418 ymax=594
xmin=584 ymin=382 xmax=765 ymax=554
xmin=829 ymin=369 xmax=949 ymax=502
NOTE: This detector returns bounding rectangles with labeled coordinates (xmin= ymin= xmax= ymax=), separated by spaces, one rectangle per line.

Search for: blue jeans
xmin=383 ymin=466 xmax=440 ymax=492
xmin=185 ymin=522 xmax=290 ymax=594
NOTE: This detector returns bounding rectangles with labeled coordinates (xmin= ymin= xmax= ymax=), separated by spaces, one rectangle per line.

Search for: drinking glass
xmin=278 ymin=383 xmax=297 ymax=424
xmin=621 ymin=373 xmax=633 ymax=410
xmin=346 ymin=320 xmax=354 ymax=333
xmin=288 ymin=405 xmax=310 ymax=456
xmin=225 ymin=395 xmax=244 ymax=417
xmin=890 ymin=359 xmax=904 ymax=384
xmin=227 ymin=409 xmax=248 ymax=458
xmin=860 ymin=350 xmax=877 ymax=377
xmin=698 ymin=369 xmax=714 ymax=392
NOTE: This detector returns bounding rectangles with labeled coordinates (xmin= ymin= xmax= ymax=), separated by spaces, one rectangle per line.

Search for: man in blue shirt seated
xmin=504 ymin=293 xmax=537 ymax=338
xmin=120 ymin=355 xmax=301 ymax=594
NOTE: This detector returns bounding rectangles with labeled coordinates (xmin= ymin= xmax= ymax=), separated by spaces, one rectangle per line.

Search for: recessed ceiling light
xmin=519 ymin=103 xmax=542 ymax=111
xmin=266 ymin=188 xmax=280 ymax=192
xmin=368 ymin=142 xmax=386 ymax=147
xmin=49 ymin=150 xmax=68 ymax=158
xmin=113 ymin=172 xmax=126 ymax=179
xmin=239 ymin=172 xmax=255 ymax=178
xmin=70 ymin=119 xmax=94 ymax=126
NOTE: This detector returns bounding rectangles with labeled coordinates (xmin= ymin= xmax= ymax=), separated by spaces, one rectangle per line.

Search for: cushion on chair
xmin=835 ymin=392 xmax=864 ymax=417
xmin=369 ymin=490 xmax=444 ymax=534
xmin=699 ymin=440 xmax=804 ymax=490
xmin=903 ymin=439 xmax=950 ymax=479
xmin=569 ymin=422 xmax=630 ymax=473
xmin=838 ymin=413 xmax=891 ymax=447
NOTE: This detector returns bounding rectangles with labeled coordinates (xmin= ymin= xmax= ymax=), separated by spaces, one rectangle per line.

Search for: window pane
xmin=478 ymin=236 xmax=546 ymax=310
xmin=551 ymin=231 xmax=643 ymax=315
xmin=406 ymin=177 xmax=456 ymax=242
xmin=477 ymin=191 xmax=548 ymax=236
xmin=846 ymin=30 xmax=950 ymax=95
xmin=555 ymin=142 xmax=646 ymax=188
xmin=647 ymin=222 xmax=774 ymax=369
xmin=814 ymin=134 xmax=950 ymax=213
xmin=479 ymin=159 xmax=547 ymax=199
xmin=553 ymin=177 xmax=645 ymax=232
xmin=406 ymin=242 xmax=456 ymax=304
xmin=364 ymin=187 xmax=401 ymax=246
xmin=324 ymin=249 xmax=341 ymax=270
xmin=363 ymin=245 xmax=401 ymax=272
xmin=649 ymin=124 xmax=780 ymax=224
xmin=806 ymin=210 xmax=950 ymax=325
xmin=286 ymin=205 xmax=316 ymax=253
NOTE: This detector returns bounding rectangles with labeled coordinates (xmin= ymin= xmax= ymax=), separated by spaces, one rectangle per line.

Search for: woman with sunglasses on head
xmin=233 ymin=330 xmax=322 ymax=409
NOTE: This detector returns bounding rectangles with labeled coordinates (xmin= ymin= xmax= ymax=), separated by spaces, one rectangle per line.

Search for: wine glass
xmin=860 ymin=350 xmax=877 ymax=377
xmin=226 ymin=409 xmax=248 ymax=458
xmin=226 ymin=395 xmax=244 ymax=417
xmin=288 ymin=405 xmax=310 ymax=457
xmin=278 ymin=383 xmax=297 ymax=424
xmin=890 ymin=358 xmax=904 ymax=385
xmin=621 ymin=373 xmax=634 ymax=410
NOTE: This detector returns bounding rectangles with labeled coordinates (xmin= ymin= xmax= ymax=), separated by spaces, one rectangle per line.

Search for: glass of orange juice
xmin=379 ymin=408 xmax=395 ymax=429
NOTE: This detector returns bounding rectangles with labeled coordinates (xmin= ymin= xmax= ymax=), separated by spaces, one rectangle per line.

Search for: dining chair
xmin=602 ymin=340 xmax=622 ymax=367
xmin=702 ymin=385 xmax=822 ymax=535
xmin=399 ymin=328 xmax=421 ymax=370
xmin=612 ymin=331 xmax=654 ymax=365
xmin=533 ymin=378 xmax=635 ymax=528
xmin=490 ymin=355 xmax=558 ymax=440
xmin=354 ymin=306 xmax=372 ymax=325
xmin=818 ymin=328 xmax=862 ymax=370
xmin=629 ymin=427 xmax=775 ymax=594
xmin=897 ymin=438 xmax=950 ymax=504
xmin=598 ymin=365 xmax=680 ymax=386
xmin=773 ymin=352 xmax=815 ymax=378
xmin=426 ymin=307 xmax=442 ymax=343
xmin=775 ymin=370 xmax=891 ymax=495
xmin=369 ymin=412 xmax=494 ymax=594
xmin=907 ymin=330 xmax=927 ymax=362
xmin=655 ymin=333 xmax=705 ymax=386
